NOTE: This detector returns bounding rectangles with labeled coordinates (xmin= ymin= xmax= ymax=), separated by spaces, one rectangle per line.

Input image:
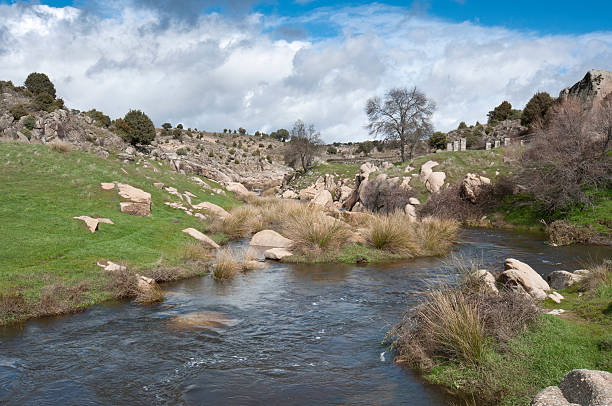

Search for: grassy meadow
xmin=0 ymin=142 xmax=240 ymax=324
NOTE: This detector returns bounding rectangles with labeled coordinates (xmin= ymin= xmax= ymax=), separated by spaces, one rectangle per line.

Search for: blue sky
xmin=12 ymin=0 xmax=612 ymax=35
xmin=0 ymin=1 xmax=610 ymax=141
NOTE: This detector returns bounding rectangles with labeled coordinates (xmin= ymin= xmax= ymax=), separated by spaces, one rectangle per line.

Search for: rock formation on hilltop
xmin=559 ymin=69 xmax=612 ymax=108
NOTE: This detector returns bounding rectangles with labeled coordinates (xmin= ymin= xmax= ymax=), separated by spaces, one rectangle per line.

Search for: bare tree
xmin=283 ymin=119 xmax=322 ymax=171
xmin=366 ymin=87 xmax=435 ymax=162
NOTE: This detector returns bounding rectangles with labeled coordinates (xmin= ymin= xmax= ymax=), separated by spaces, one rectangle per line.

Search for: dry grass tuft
xmin=49 ymin=141 xmax=72 ymax=153
xmin=213 ymin=205 xmax=263 ymax=239
xmin=580 ymin=260 xmax=612 ymax=292
xmin=109 ymin=268 xmax=139 ymax=298
xmin=240 ymin=247 xmax=264 ymax=271
xmin=134 ymin=282 xmax=164 ymax=304
xmin=0 ymin=289 xmax=27 ymax=321
xmin=283 ymin=206 xmax=351 ymax=253
xmin=213 ymin=248 xmax=241 ymax=280
xmin=364 ymin=211 xmax=417 ymax=254
xmin=415 ymin=217 xmax=460 ymax=256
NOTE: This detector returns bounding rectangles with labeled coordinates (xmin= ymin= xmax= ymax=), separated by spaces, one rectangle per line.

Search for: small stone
xmin=264 ymin=248 xmax=293 ymax=260
xmin=153 ymin=182 xmax=164 ymax=189
xmin=101 ymin=182 xmax=115 ymax=190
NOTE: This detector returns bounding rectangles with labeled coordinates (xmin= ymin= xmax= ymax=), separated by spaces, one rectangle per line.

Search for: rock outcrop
xmin=117 ymin=183 xmax=151 ymax=217
xmin=73 ymin=216 xmax=114 ymax=233
xmin=531 ymin=369 xmax=612 ymax=406
xmin=559 ymin=69 xmax=612 ymax=109
xmin=547 ymin=269 xmax=589 ymax=290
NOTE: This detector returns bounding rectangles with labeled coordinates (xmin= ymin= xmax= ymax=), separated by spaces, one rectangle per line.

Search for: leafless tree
xmin=283 ymin=119 xmax=322 ymax=171
xmin=366 ymin=87 xmax=435 ymax=162
xmin=520 ymin=97 xmax=612 ymax=213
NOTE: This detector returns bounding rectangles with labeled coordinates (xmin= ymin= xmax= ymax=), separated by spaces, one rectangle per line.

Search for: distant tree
xmin=366 ymin=87 xmax=435 ymax=161
xmin=30 ymin=92 xmax=55 ymax=112
xmin=271 ymin=128 xmax=290 ymax=142
xmin=488 ymin=101 xmax=513 ymax=124
xmin=24 ymin=72 xmax=56 ymax=98
xmin=118 ymin=110 xmax=156 ymax=145
xmin=327 ymin=145 xmax=338 ymax=154
xmin=373 ymin=140 xmax=384 ymax=152
xmin=356 ymin=140 xmax=374 ymax=156
xmin=428 ymin=131 xmax=447 ymax=150
xmin=521 ymin=92 xmax=554 ymax=127
xmin=177 ymin=123 xmax=184 ymax=129
xmin=254 ymin=131 xmax=261 ymax=136
xmin=458 ymin=122 xmax=467 ymax=130
xmin=283 ymin=119 xmax=322 ymax=171
xmin=223 ymin=128 xmax=228 ymax=133
xmin=238 ymin=127 xmax=246 ymax=135
xmin=162 ymin=122 xmax=172 ymax=130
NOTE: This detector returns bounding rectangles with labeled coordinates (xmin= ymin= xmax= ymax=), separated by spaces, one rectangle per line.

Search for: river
xmin=1 ymin=228 xmax=610 ymax=405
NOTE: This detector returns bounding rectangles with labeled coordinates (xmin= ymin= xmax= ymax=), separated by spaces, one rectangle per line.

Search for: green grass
xmin=283 ymin=243 xmax=408 ymax=264
xmin=566 ymin=188 xmax=612 ymax=236
xmin=0 ymin=142 xmax=240 ymax=324
xmin=288 ymin=162 xmax=361 ymax=190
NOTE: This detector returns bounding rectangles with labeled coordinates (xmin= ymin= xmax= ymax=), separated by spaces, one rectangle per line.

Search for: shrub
xmin=519 ymin=98 xmax=612 ymax=213
xmin=30 ymin=92 xmax=55 ymax=112
xmin=23 ymin=115 xmax=36 ymax=130
xmin=238 ymin=127 xmax=246 ymax=135
xmin=359 ymin=176 xmax=416 ymax=213
xmin=24 ymin=72 xmax=56 ymax=98
xmin=162 ymin=122 xmax=172 ymax=130
xmin=208 ymin=151 xmax=214 ymax=157
xmin=9 ymin=104 xmax=28 ymax=120
xmin=327 ymin=146 xmax=338 ymax=154
xmin=86 ymin=109 xmax=111 ymax=128
xmin=415 ymin=218 xmax=460 ymax=256
xmin=182 ymin=242 xmax=212 ymax=262
xmin=458 ymin=121 xmax=468 ymax=130
xmin=213 ymin=248 xmax=241 ymax=280
xmin=428 ymin=131 xmax=447 ymax=150
xmin=521 ymin=92 xmax=554 ymax=127
xmin=119 ymin=110 xmax=156 ymax=145
xmin=213 ymin=205 xmax=263 ymax=239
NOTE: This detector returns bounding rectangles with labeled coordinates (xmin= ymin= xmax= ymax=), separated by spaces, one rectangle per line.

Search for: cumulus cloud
xmin=0 ymin=3 xmax=610 ymax=142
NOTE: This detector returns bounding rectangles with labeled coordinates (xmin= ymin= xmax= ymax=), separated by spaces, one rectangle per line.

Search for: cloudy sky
xmin=1 ymin=1 xmax=611 ymax=142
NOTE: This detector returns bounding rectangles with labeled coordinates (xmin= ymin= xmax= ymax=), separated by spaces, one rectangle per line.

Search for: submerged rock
xmin=264 ymin=247 xmax=293 ymax=260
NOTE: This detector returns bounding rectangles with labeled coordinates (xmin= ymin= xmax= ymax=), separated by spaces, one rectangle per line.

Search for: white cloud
xmin=0 ymin=3 xmax=610 ymax=142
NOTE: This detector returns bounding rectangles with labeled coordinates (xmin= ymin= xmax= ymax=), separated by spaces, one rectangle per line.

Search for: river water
xmin=1 ymin=228 xmax=610 ymax=405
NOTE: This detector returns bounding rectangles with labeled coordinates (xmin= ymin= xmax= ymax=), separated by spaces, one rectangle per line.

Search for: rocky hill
xmin=0 ymin=82 xmax=292 ymax=190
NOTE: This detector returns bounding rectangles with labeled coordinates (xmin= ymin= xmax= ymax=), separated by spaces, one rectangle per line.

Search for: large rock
xmin=226 ymin=182 xmax=253 ymax=196
xmin=547 ymin=270 xmax=587 ymax=290
xmin=476 ymin=269 xmax=499 ymax=294
xmin=311 ymin=189 xmax=333 ymax=209
xmin=360 ymin=162 xmax=378 ymax=178
xmin=191 ymin=201 xmax=230 ymax=219
xmin=117 ymin=183 xmax=151 ymax=204
xmin=460 ymin=173 xmax=491 ymax=203
xmin=425 ymin=171 xmax=446 ymax=193
xmin=250 ymin=230 xmax=293 ymax=248
xmin=338 ymin=185 xmax=353 ymax=203
xmin=498 ymin=258 xmax=550 ymax=300
xmin=419 ymin=160 xmax=439 ymax=182
xmin=264 ymin=248 xmax=293 ymax=260
xmin=281 ymin=190 xmax=298 ymax=199
xmin=182 ymin=228 xmax=220 ymax=249
xmin=532 ymin=369 xmax=612 ymax=406
xmin=404 ymin=203 xmax=417 ymax=222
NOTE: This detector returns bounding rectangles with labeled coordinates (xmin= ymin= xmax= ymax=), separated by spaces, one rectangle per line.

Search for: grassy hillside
xmin=0 ymin=142 xmax=240 ymax=324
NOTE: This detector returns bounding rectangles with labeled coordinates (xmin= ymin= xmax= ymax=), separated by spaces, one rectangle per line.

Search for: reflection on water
xmin=0 ymin=228 xmax=610 ymax=405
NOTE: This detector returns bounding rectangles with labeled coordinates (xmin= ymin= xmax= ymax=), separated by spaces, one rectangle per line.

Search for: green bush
xmin=85 ymin=109 xmax=111 ymax=128
xmin=9 ymin=104 xmax=28 ymax=120
xmin=23 ymin=115 xmax=36 ymax=131
xmin=458 ymin=121 xmax=467 ymax=130
xmin=327 ymin=145 xmax=338 ymax=154
xmin=161 ymin=122 xmax=172 ymax=130
xmin=24 ymin=72 xmax=56 ymax=98
xmin=522 ymin=92 xmax=554 ymax=127
xmin=119 ymin=110 xmax=156 ymax=145
xmin=30 ymin=92 xmax=55 ymax=112
xmin=238 ymin=127 xmax=246 ymax=135
xmin=428 ymin=131 xmax=447 ymax=150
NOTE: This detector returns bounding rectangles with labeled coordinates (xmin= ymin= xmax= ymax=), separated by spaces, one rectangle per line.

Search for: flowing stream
xmin=1 ymin=228 xmax=610 ymax=405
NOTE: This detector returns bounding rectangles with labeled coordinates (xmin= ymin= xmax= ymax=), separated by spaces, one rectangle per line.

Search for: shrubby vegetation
xmin=487 ymin=100 xmax=522 ymax=125
xmin=24 ymin=72 xmax=56 ymax=98
xmin=428 ymin=131 xmax=447 ymax=150
xmin=521 ymin=92 xmax=554 ymax=127
xmin=115 ymin=109 xmax=156 ymax=145
xmin=86 ymin=109 xmax=111 ymax=128
xmin=283 ymin=119 xmax=322 ymax=171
